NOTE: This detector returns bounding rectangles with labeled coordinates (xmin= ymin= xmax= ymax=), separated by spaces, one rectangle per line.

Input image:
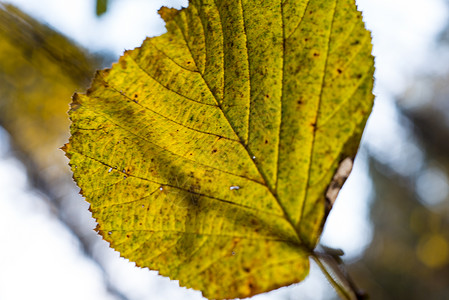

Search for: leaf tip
xmin=70 ymin=93 xmax=82 ymax=112
xmin=60 ymin=142 xmax=70 ymax=154
xmin=158 ymin=6 xmax=180 ymax=22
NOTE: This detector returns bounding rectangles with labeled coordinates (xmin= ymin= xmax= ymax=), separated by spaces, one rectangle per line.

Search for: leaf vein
xmin=238 ymin=0 xmax=251 ymax=144
xmin=174 ymin=3 xmax=222 ymax=104
xmin=299 ymin=0 xmax=338 ymax=224
xmin=107 ymin=230 xmax=290 ymax=241
xmin=76 ymin=151 xmax=283 ymax=217
xmin=318 ymin=65 xmax=372 ymax=128
xmin=103 ymin=80 xmax=239 ymax=142
xmin=77 ymin=105 xmax=265 ymax=185
xmin=149 ymin=40 xmax=200 ymax=73
xmin=127 ymin=54 xmax=215 ymax=107
xmin=285 ymin=0 xmax=311 ymax=40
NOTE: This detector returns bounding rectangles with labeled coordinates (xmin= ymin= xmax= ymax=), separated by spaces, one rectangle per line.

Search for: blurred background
xmin=0 ymin=0 xmax=448 ymax=299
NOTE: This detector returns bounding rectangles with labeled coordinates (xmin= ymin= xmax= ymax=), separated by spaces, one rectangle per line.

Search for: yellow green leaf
xmin=64 ymin=0 xmax=374 ymax=298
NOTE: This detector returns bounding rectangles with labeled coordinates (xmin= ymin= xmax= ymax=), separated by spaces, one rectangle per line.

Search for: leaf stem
xmin=311 ymin=250 xmax=362 ymax=300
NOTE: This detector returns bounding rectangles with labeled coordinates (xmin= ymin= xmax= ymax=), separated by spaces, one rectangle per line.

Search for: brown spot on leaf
xmin=119 ymin=59 xmax=127 ymax=69
xmin=70 ymin=94 xmax=81 ymax=111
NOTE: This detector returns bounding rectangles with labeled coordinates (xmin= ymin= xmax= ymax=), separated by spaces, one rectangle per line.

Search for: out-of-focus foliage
xmin=347 ymin=20 xmax=449 ymax=300
xmin=348 ymin=159 xmax=449 ymax=299
xmin=96 ymin=0 xmax=109 ymax=16
xmin=0 ymin=4 xmax=131 ymax=299
xmin=0 ymin=3 xmax=95 ymax=181
xmin=64 ymin=0 xmax=374 ymax=298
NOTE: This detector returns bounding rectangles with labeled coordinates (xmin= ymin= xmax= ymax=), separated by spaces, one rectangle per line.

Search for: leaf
xmin=64 ymin=0 xmax=374 ymax=298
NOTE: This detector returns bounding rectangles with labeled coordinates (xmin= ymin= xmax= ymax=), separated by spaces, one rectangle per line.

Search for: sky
xmin=0 ymin=0 xmax=448 ymax=299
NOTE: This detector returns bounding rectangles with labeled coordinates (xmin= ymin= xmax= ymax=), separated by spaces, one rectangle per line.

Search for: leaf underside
xmin=64 ymin=0 xmax=374 ymax=298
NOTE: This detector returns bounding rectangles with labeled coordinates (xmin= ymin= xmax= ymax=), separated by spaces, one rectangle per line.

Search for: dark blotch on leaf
xmin=119 ymin=59 xmax=127 ymax=69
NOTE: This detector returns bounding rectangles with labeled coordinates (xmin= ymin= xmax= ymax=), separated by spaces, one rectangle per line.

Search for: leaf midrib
xmin=183 ymin=1 xmax=303 ymax=244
